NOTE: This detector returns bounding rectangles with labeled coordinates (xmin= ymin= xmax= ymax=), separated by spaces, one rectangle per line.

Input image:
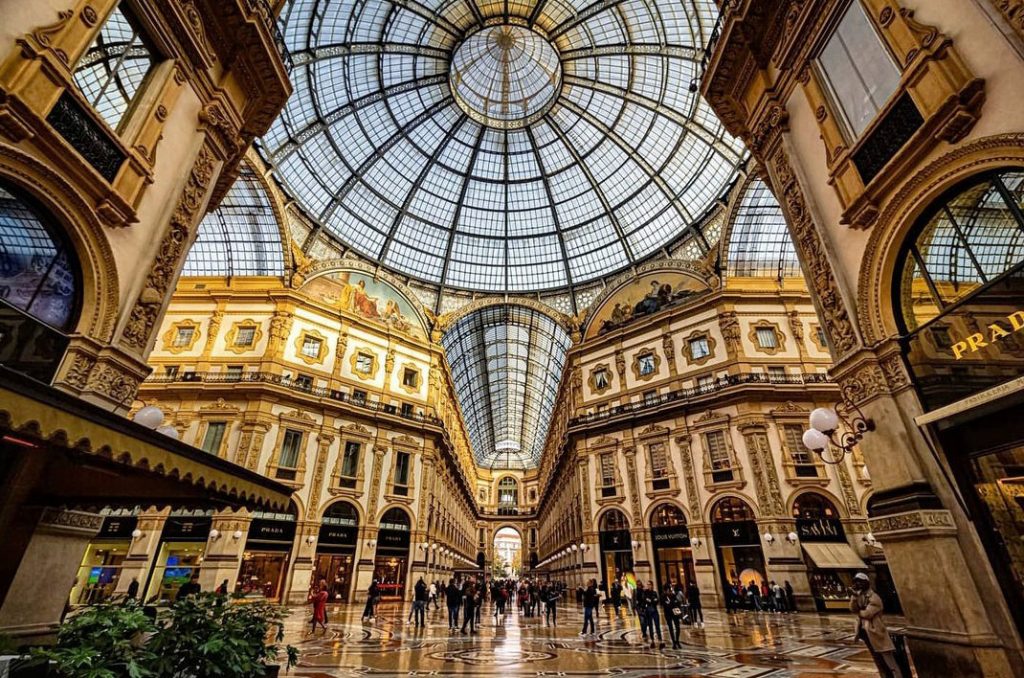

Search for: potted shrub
xmin=148 ymin=594 xmax=298 ymax=677
xmin=34 ymin=601 xmax=157 ymax=677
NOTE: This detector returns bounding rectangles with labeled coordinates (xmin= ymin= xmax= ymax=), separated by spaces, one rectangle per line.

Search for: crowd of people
xmin=722 ymin=578 xmax=797 ymax=613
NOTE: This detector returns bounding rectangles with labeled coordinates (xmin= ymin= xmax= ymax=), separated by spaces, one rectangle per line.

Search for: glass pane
xmin=818 ymin=1 xmax=901 ymax=138
xmin=727 ymin=180 xmax=801 ymax=279
xmin=201 ymin=422 xmax=226 ymax=454
xmin=72 ymin=2 xmax=155 ymax=131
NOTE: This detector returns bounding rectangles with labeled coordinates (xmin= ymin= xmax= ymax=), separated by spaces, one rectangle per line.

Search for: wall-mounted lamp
xmin=763 ymin=531 xmax=775 ymax=545
xmin=863 ymin=533 xmax=880 ymax=548
xmin=367 ymin=539 xmax=376 ymax=547
xmin=209 ymin=529 xmax=221 ymax=541
xmin=690 ymin=537 xmax=701 ymax=548
xmin=631 ymin=540 xmax=641 ymax=550
xmin=803 ymin=402 xmax=875 ymax=464
xmin=570 ymin=544 xmax=578 ymax=552
xmin=786 ymin=532 xmax=798 ymax=544
xmin=232 ymin=530 xmax=243 ymax=541
xmin=306 ymin=535 xmax=316 ymax=546
xmin=131 ymin=528 xmax=143 ymax=540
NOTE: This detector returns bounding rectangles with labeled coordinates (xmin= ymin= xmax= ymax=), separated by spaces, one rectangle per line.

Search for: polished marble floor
xmin=282 ymin=599 xmax=894 ymax=677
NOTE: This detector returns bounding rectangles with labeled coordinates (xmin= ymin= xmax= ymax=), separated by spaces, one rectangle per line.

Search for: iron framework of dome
xmin=263 ymin=0 xmax=746 ymax=294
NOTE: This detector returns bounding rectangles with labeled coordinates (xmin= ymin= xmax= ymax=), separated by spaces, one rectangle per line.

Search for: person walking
xmin=545 ymin=582 xmax=558 ymax=627
xmin=686 ymin=580 xmax=703 ymax=626
xmin=662 ymin=585 xmax=682 ymax=649
xmin=412 ymin=577 xmax=428 ymax=627
xmin=361 ymin=580 xmax=379 ymax=621
xmin=610 ymin=579 xmax=622 ymax=614
xmin=642 ymin=581 xmax=664 ymax=649
xmin=461 ymin=578 xmax=478 ymax=634
xmin=445 ymin=578 xmax=462 ymax=630
xmin=850 ymin=573 xmax=903 ymax=677
xmin=784 ymin=580 xmax=796 ymax=613
xmin=308 ymin=579 xmax=329 ymax=634
xmin=580 ymin=578 xmax=599 ymax=636
xmin=747 ymin=580 xmax=763 ymax=612
xmin=428 ymin=581 xmax=438 ymax=610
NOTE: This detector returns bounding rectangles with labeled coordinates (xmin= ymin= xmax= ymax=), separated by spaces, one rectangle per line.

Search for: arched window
xmin=711 ymin=497 xmax=756 ymax=523
xmin=380 ymin=507 xmax=410 ymax=531
xmin=0 ymin=182 xmax=80 ymax=330
xmin=322 ymin=502 xmax=359 ymax=526
xmin=898 ymin=169 xmax=1024 ymax=331
xmin=792 ymin=493 xmax=839 ymax=520
xmin=600 ymin=509 xmax=630 ymax=532
xmin=726 ymin=179 xmax=801 ymax=280
xmin=651 ymin=504 xmax=687 ymax=528
xmin=497 ymin=477 xmax=518 ymax=506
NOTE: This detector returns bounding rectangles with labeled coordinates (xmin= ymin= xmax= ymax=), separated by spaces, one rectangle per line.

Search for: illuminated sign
xmin=951 ymin=311 xmax=1024 ymax=359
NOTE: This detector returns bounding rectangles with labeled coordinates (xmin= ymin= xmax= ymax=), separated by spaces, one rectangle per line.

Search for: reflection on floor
xmin=283 ymin=600 xmax=890 ymax=677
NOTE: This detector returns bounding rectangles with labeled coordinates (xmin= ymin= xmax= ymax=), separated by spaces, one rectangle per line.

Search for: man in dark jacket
xmin=461 ymin=578 xmax=478 ymax=634
xmin=412 ymin=577 xmax=428 ymax=627
xmin=580 ymin=579 xmax=599 ymax=636
xmin=687 ymin=581 xmax=703 ymax=626
xmin=445 ymin=579 xmax=462 ymax=630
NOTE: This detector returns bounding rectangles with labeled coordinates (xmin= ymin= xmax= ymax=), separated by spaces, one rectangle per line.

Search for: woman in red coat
xmin=309 ymin=578 xmax=329 ymax=634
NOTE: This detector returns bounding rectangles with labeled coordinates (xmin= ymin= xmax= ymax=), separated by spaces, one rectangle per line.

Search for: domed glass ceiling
xmin=265 ymin=0 xmax=745 ymax=293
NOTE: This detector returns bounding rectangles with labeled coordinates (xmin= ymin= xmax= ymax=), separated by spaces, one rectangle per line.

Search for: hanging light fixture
xmin=802 ymin=399 xmax=874 ymax=464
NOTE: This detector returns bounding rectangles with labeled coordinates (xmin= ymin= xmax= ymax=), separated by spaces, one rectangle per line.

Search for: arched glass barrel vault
xmin=894 ymin=168 xmax=1024 ymax=636
xmin=441 ymin=304 xmax=571 ymax=469
xmin=262 ymin=0 xmax=746 ymax=293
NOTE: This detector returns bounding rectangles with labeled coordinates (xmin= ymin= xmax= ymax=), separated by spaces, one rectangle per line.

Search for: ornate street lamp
xmin=802 ymin=402 xmax=874 ymax=464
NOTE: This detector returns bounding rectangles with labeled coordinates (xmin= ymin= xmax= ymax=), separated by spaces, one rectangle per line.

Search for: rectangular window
xmin=817 ymin=0 xmax=901 ymax=139
xmin=201 ymin=422 xmax=226 ymax=455
xmin=756 ymin=327 xmax=779 ymax=349
xmin=279 ymin=429 xmax=303 ymax=469
xmin=301 ymin=335 xmax=322 ymax=359
xmin=225 ymin=365 xmax=243 ymax=381
xmin=173 ymin=327 xmax=194 ymax=347
xmin=164 ymin=365 xmax=179 ymax=378
xmin=394 ymin=451 xmax=411 ymax=487
xmin=400 ymin=403 xmax=414 ymax=417
xmin=235 ymin=326 xmax=256 ymax=347
xmin=294 ymin=374 xmax=313 ymax=390
xmin=689 ymin=336 xmax=710 ymax=360
xmin=637 ymin=353 xmax=656 ymax=376
xmin=339 ymin=441 xmax=360 ymax=488
xmin=816 ymin=326 xmax=828 ymax=348
xmin=600 ymin=453 xmax=616 ymax=488
xmin=930 ymin=325 xmax=953 ymax=349
xmin=767 ymin=366 xmax=787 ymax=383
xmin=648 ymin=442 xmax=668 ymax=479
xmin=402 ymin=368 xmax=418 ymax=388
xmin=355 ymin=353 xmax=374 ymax=373
xmin=72 ymin=2 xmax=157 ymax=132
xmin=784 ymin=424 xmax=819 ymax=477
xmin=705 ymin=430 xmax=734 ymax=483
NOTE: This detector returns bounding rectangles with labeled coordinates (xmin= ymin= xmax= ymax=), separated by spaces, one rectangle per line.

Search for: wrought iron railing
xmin=245 ymin=0 xmax=291 ymax=72
xmin=570 ymin=372 xmax=834 ymax=426
xmin=145 ymin=370 xmax=440 ymax=425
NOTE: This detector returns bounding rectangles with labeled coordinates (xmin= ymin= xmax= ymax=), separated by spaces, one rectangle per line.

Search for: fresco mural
xmin=587 ymin=271 xmax=710 ymax=338
xmin=304 ymin=271 xmax=427 ymax=338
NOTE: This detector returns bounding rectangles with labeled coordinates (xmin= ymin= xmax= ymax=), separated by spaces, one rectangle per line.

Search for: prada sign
xmin=248 ymin=518 xmax=297 ymax=544
xmin=318 ymin=524 xmax=358 ymax=547
xmin=376 ymin=528 xmax=410 ymax=552
xmin=795 ymin=518 xmax=846 ymax=543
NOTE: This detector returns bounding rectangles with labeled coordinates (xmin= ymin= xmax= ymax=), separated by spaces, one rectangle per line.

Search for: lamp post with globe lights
xmin=802 ymin=402 xmax=874 ymax=464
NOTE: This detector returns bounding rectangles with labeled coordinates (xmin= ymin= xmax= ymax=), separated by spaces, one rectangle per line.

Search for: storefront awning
xmin=0 ymin=369 xmax=292 ymax=511
xmin=801 ymin=542 xmax=868 ymax=570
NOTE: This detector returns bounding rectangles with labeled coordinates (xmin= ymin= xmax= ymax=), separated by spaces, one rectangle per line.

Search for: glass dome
xmin=265 ymin=0 xmax=745 ymax=293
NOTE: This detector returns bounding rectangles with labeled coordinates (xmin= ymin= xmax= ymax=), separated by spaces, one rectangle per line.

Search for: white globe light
xmin=232 ymin=530 xmax=243 ymax=540
xmin=209 ymin=529 xmax=220 ymax=540
xmin=131 ymin=528 xmax=143 ymax=539
xmin=156 ymin=424 xmax=179 ymax=439
xmin=809 ymin=407 xmax=839 ymax=433
xmin=570 ymin=544 xmax=578 ymax=551
xmin=788 ymin=532 xmax=799 ymax=543
xmin=133 ymin=405 xmax=164 ymax=429
xmin=763 ymin=532 xmax=774 ymax=543
xmin=802 ymin=428 xmax=830 ymax=452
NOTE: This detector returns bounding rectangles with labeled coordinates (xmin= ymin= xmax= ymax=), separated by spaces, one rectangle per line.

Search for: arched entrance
xmin=650 ymin=504 xmax=694 ymax=591
xmin=374 ymin=507 xmax=411 ymax=600
xmin=598 ymin=509 xmax=634 ymax=592
xmin=792 ymin=493 xmax=865 ymax=612
xmin=711 ymin=497 xmax=765 ymax=591
xmin=492 ymin=527 xmax=522 ymax=578
xmin=314 ymin=501 xmax=360 ymax=602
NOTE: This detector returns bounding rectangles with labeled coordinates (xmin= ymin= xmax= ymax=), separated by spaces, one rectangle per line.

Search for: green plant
xmin=35 ymin=601 xmax=157 ymax=678
xmin=148 ymin=594 xmax=298 ymax=677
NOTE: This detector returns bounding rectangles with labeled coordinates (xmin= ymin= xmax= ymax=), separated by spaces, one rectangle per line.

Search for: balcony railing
xmin=570 ymin=372 xmax=834 ymax=426
xmin=145 ymin=370 xmax=440 ymax=425
xmin=245 ymin=0 xmax=291 ymax=72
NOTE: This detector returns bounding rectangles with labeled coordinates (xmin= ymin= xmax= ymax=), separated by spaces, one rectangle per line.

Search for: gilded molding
xmin=630 ymin=349 xmax=661 ymax=382
xmin=748 ymin=319 xmax=787 ymax=356
xmin=587 ymin=363 xmax=612 ymax=395
xmin=224 ymin=319 xmax=263 ymax=354
xmin=294 ymin=328 xmax=328 ymax=365
xmin=682 ymin=329 xmax=717 ymax=366
xmin=162 ymin=319 xmax=202 ymax=354
xmin=349 ymin=347 xmax=380 ymax=380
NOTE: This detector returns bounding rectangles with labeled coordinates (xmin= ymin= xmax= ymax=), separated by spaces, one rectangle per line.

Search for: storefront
xmin=793 ymin=493 xmax=866 ymax=611
xmin=238 ymin=509 xmax=297 ymax=601
xmin=649 ymin=504 xmax=694 ymax=590
xmin=314 ymin=502 xmax=360 ymax=602
xmin=711 ymin=497 xmax=766 ymax=590
xmin=599 ymin=509 xmax=634 ymax=591
xmin=373 ymin=507 xmax=411 ymax=600
xmin=70 ymin=510 xmax=137 ymax=605
xmin=146 ymin=512 xmax=212 ymax=602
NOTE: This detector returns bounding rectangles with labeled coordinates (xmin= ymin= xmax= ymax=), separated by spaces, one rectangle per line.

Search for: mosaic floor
xmin=282 ymin=599 xmax=894 ymax=677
